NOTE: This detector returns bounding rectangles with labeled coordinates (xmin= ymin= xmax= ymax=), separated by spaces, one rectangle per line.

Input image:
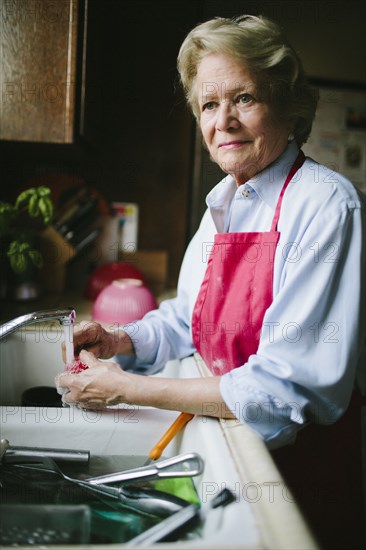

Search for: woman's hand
xmin=56 ymin=349 xmax=236 ymax=419
xmin=56 ymin=350 xmax=133 ymax=409
xmin=62 ymin=320 xmax=134 ymax=362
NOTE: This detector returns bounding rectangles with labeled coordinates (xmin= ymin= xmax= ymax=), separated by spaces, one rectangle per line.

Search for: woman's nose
xmin=215 ymin=101 xmax=240 ymax=131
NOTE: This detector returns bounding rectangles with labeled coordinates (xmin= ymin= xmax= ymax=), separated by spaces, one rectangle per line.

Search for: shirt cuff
xmin=110 ymin=321 xmax=165 ymax=375
xmin=115 ymin=320 xmax=156 ymax=363
xmin=219 ymin=372 xmax=302 ymax=449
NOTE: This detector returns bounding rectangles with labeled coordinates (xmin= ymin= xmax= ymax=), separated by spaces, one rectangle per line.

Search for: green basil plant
xmin=0 ymin=186 xmax=54 ymax=274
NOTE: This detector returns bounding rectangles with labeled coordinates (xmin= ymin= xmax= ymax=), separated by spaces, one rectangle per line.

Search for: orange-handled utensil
xmin=146 ymin=412 xmax=194 ymax=463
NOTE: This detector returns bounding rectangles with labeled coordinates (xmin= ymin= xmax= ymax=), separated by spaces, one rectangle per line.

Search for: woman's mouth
xmin=218 ymin=140 xmax=250 ymax=150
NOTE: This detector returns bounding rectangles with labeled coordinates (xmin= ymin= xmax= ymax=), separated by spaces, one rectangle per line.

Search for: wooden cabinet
xmin=0 ymin=0 xmax=80 ymax=143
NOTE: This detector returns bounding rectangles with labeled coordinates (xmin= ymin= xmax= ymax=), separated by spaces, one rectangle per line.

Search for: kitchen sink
xmin=0 ymin=328 xmax=318 ymax=548
xmin=0 ymin=327 xmax=65 ymax=406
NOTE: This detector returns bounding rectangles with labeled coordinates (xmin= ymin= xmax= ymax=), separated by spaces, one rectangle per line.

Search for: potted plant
xmin=0 ymin=186 xmax=54 ymax=300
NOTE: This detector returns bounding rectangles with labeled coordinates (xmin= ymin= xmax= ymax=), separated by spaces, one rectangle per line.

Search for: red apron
xmin=191 ymin=151 xmax=305 ymax=375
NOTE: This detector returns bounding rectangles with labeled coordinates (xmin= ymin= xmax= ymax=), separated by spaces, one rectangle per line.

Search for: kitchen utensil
xmin=92 ymin=279 xmax=157 ymax=324
xmin=1 ymin=439 xmax=90 ymax=465
xmin=85 ymin=261 xmax=146 ymax=300
xmin=124 ymin=488 xmax=236 ymax=547
xmin=56 ymin=193 xmax=98 ymax=238
xmin=145 ymin=412 xmax=194 ymax=465
xmin=12 ymin=457 xmax=187 ymax=518
xmin=86 ymin=452 xmax=203 ymax=485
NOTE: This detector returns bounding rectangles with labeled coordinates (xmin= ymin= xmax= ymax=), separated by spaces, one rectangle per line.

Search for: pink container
xmin=92 ymin=278 xmax=157 ymax=324
xmin=85 ymin=262 xmax=146 ymax=300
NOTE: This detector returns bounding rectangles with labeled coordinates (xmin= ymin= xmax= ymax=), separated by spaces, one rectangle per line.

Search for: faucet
xmin=0 ymin=307 xmax=76 ymax=340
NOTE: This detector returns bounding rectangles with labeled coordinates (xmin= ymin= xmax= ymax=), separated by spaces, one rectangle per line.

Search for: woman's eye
xmin=202 ymin=101 xmax=216 ymax=111
xmin=237 ymin=93 xmax=253 ymax=105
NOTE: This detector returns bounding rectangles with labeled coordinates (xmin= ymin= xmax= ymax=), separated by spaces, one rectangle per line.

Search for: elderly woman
xmin=58 ymin=15 xmax=365 ymax=451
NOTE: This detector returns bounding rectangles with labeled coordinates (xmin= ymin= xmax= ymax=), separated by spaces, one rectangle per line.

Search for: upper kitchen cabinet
xmin=0 ymin=0 xmax=81 ymax=143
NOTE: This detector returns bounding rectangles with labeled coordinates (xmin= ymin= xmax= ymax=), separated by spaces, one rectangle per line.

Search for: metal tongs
xmin=86 ymin=452 xmax=204 ymax=485
xmin=9 ymin=454 xmax=202 ymax=517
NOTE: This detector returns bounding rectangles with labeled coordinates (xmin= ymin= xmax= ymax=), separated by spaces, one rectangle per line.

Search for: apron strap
xmin=270 ymin=150 xmax=305 ymax=232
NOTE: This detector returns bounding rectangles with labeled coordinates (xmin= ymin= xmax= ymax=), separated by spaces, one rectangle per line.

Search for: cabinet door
xmin=0 ymin=0 xmax=79 ymax=143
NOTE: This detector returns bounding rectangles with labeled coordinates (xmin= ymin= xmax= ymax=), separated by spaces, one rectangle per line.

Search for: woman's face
xmin=196 ymin=54 xmax=291 ymax=185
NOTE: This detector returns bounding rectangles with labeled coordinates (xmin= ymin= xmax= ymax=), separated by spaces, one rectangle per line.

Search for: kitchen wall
xmin=199 ymin=0 xmax=366 ymax=82
xmin=1 ymin=0 xmax=365 ymax=288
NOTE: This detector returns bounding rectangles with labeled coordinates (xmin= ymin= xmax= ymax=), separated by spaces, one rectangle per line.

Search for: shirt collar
xmin=206 ymin=141 xmax=299 ymax=210
xmin=205 ymin=174 xmax=237 ymax=232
